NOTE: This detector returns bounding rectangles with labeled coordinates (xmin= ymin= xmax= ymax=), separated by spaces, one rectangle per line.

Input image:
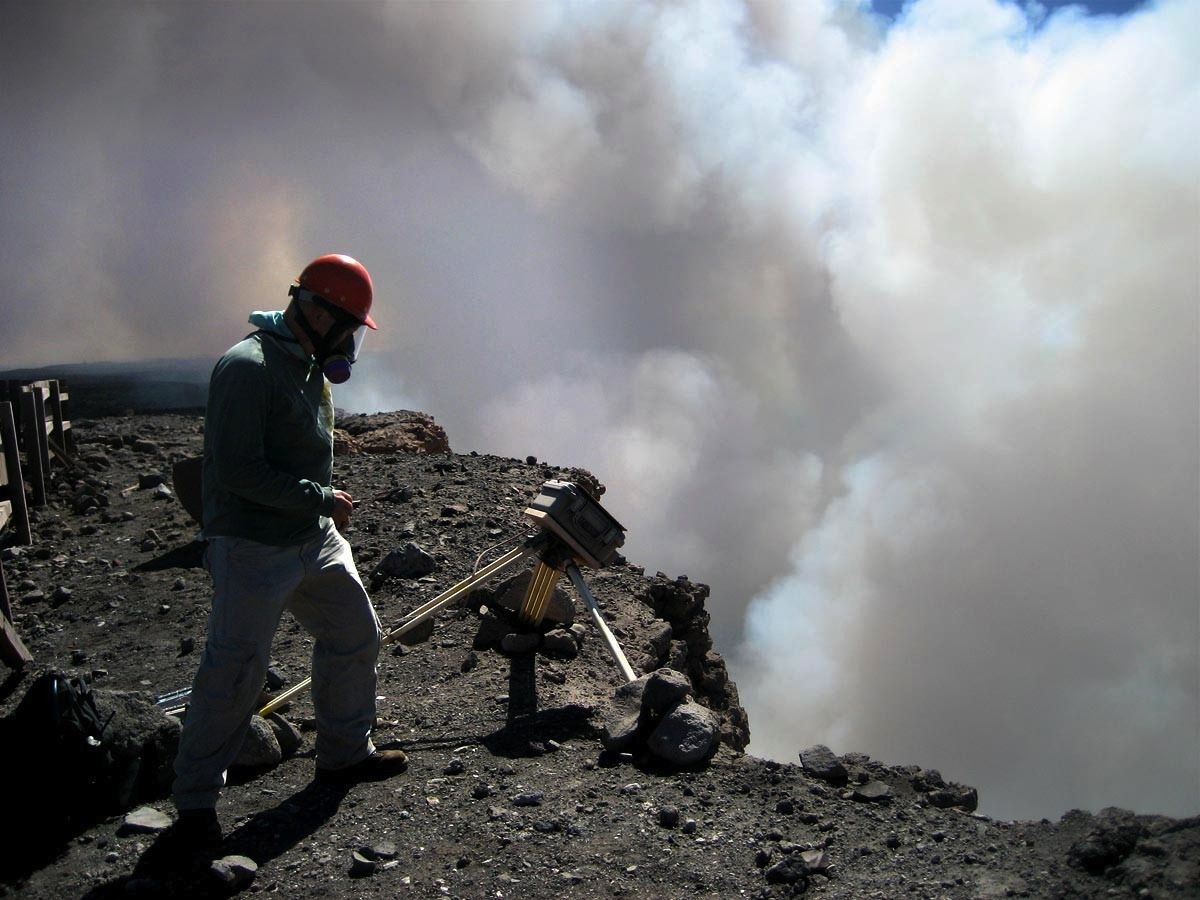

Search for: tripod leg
xmin=565 ymin=562 xmax=637 ymax=683
xmin=382 ymin=544 xmax=535 ymax=645
xmin=258 ymin=543 xmax=538 ymax=718
xmin=518 ymin=559 xmax=561 ymax=626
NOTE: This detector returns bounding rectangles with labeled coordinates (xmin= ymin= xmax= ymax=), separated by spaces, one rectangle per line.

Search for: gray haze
xmin=1 ymin=0 xmax=1196 ymax=821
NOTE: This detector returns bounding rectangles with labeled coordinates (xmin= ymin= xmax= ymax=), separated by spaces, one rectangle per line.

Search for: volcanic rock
xmin=647 ymin=699 xmax=720 ymax=765
xmin=334 ymin=410 xmax=450 ymax=455
xmin=370 ymin=542 xmax=436 ymax=583
xmin=232 ymin=715 xmax=281 ymax=769
xmin=800 ymin=744 xmax=849 ymax=785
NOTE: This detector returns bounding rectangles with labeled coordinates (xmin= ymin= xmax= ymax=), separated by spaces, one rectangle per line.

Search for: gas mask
xmin=288 ymin=286 xmax=367 ymax=384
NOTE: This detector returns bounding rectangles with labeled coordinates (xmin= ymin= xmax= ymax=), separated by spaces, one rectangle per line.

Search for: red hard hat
xmin=296 ymin=254 xmax=377 ymax=329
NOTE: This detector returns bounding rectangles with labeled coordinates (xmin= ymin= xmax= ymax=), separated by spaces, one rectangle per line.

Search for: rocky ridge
xmin=0 ymin=411 xmax=1195 ymax=899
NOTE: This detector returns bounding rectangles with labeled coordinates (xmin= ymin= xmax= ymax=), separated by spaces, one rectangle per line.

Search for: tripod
xmin=256 ymin=528 xmax=636 ymax=719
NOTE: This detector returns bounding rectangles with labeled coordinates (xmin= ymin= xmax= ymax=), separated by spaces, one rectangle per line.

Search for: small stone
xmin=360 ymin=841 xmax=397 ymax=861
xmin=755 ymin=847 xmax=772 ymax=868
xmin=928 ymin=785 xmax=979 ymax=811
xmin=471 ymin=783 xmax=493 ymax=800
xmin=776 ymin=798 xmax=795 ymax=815
xmin=852 ymin=781 xmax=894 ymax=804
xmin=349 ymin=851 xmax=376 ymax=877
xmin=151 ymin=484 xmax=174 ymax=501
xmin=371 ymin=543 xmax=436 ymax=581
xmin=800 ymin=849 xmax=830 ymax=873
xmin=500 ymin=632 xmax=540 ymax=654
xmin=209 ymin=855 xmax=257 ymax=889
xmin=682 ymin=819 xmax=697 ymax=834
xmin=511 ymin=791 xmax=544 ymax=807
xmin=444 ymin=757 xmax=466 ymax=776
xmin=178 ymin=637 xmax=195 ymax=656
xmin=764 ymin=856 xmax=809 ymax=885
xmin=800 ymin=744 xmax=848 ymax=785
xmin=542 ymin=629 xmax=578 ymax=658
xmin=51 ymin=586 xmax=73 ymax=605
xmin=118 ymin=807 xmax=173 ymax=835
xmin=658 ymin=806 xmax=680 ymax=828
xmin=71 ymin=649 xmax=88 ymax=665
xmin=232 ymin=716 xmax=281 ymax=769
xmin=885 ymin=833 xmax=902 ymax=849
xmin=266 ymin=712 xmax=303 ymax=757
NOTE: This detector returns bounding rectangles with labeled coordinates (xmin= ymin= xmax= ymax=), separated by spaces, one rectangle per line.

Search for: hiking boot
xmin=162 ymin=808 xmax=222 ymax=854
xmin=315 ymin=749 xmax=408 ymax=784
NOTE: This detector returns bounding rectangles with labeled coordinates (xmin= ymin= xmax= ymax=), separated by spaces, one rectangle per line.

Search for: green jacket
xmin=201 ymin=331 xmax=336 ymax=545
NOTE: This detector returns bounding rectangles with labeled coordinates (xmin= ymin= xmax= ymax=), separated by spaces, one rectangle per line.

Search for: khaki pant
xmin=173 ymin=522 xmax=381 ymax=811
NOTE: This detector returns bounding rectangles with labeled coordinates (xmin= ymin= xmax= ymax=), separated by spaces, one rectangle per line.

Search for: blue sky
xmin=871 ymin=0 xmax=1147 ymax=17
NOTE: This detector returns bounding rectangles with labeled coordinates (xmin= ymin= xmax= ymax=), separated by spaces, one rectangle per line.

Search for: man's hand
xmin=332 ymin=489 xmax=354 ymax=533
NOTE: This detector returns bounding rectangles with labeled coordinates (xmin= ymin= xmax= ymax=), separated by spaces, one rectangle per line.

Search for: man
xmin=171 ymin=253 xmax=406 ymax=848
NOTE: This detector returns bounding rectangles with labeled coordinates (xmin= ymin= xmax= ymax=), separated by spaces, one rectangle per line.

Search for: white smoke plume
xmin=1 ymin=0 xmax=1195 ymax=820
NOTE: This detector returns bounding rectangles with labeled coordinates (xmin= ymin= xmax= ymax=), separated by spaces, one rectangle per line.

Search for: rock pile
xmin=800 ymin=743 xmax=980 ymax=812
xmin=638 ymin=574 xmax=750 ymax=751
xmin=334 ymin=411 xmax=450 ymax=456
xmin=600 ymin=668 xmax=721 ymax=766
xmin=455 ymin=570 xmax=593 ymax=676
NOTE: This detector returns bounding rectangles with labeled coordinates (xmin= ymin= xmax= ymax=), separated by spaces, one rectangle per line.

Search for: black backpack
xmin=9 ymin=670 xmax=118 ymax=807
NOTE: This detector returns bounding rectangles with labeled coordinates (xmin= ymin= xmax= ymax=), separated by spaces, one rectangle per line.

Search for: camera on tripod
xmin=523 ymin=480 xmax=625 ymax=569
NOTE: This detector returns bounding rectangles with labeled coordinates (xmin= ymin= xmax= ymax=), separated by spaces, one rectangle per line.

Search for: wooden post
xmin=20 ymin=386 xmax=46 ymax=507
xmin=34 ymin=383 xmax=51 ymax=480
xmin=0 ymin=402 xmax=31 ymax=546
xmin=0 ymin=554 xmax=33 ymax=669
xmin=3 ymin=381 xmax=21 ymax=435
xmin=49 ymin=379 xmax=73 ymax=458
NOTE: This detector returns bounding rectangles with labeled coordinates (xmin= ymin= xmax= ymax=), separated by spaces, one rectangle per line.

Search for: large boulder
xmin=647 ymin=700 xmax=720 ymax=766
xmin=600 ymin=670 xmax=719 ymax=766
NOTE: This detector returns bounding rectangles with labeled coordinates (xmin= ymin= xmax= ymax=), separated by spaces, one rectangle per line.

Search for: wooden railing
xmin=0 ymin=378 xmax=76 ymax=669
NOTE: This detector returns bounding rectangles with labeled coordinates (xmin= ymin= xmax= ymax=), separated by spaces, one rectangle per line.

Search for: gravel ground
xmin=0 ymin=412 xmax=1195 ymax=899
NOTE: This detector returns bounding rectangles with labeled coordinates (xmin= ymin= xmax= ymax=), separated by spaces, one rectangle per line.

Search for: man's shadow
xmin=87 ymin=779 xmax=350 ymax=898
xmin=220 ymin=779 xmax=351 ymax=863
